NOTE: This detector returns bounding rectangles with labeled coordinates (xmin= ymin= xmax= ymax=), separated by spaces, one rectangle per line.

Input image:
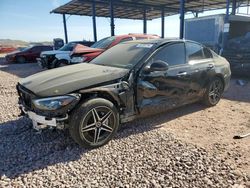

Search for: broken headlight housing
xmin=71 ymin=56 xmax=86 ymax=64
xmin=32 ymin=94 xmax=80 ymax=111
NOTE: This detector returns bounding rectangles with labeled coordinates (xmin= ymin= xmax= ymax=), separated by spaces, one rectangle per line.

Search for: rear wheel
xmin=203 ymin=77 xmax=224 ymax=106
xmin=69 ymin=98 xmax=119 ymax=148
xmin=16 ymin=56 xmax=26 ymax=63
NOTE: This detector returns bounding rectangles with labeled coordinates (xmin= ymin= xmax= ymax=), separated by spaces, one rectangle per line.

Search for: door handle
xmin=176 ymin=72 xmax=187 ymax=77
xmin=207 ymin=64 xmax=214 ymax=69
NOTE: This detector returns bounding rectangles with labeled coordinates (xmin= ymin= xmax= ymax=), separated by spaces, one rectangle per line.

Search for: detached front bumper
xmin=20 ymin=104 xmax=68 ymax=131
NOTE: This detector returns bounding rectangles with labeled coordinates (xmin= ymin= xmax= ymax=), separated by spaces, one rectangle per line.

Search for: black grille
xmin=41 ymin=54 xmax=55 ymax=63
xmin=17 ymin=84 xmax=35 ymax=109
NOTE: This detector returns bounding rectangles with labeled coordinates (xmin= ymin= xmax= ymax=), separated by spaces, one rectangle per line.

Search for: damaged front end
xmin=78 ymin=73 xmax=137 ymax=123
xmin=17 ymin=84 xmax=81 ymax=131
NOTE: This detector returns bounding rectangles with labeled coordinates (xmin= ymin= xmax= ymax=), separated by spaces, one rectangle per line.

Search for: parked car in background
xmin=69 ymin=33 xmax=160 ymax=65
xmin=0 ymin=46 xmax=17 ymax=54
xmin=5 ymin=45 xmax=53 ymax=63
xmin=17 ymin=39 xmax=231 ymax=148
xmin=38 ymin=41 xmax=95 ymax=69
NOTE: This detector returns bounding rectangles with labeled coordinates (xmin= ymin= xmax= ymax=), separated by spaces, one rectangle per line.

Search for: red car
xmin=5 ymin=45 xmax=53 ymax=63
xmin=70 ymin=34 xmax=159 ymax=64
xmin=0 ymin=46 xmax=17 ymax=54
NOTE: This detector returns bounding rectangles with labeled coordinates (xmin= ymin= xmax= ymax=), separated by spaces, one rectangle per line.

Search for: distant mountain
xmin=0 ymin=39 xmax=53 ymax=47
xmin=0 ymin=39 xmax=28 ymax=47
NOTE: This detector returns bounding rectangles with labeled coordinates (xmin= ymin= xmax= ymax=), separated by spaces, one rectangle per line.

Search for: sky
xmin=0 ymin=0 xmax=249 ymax=42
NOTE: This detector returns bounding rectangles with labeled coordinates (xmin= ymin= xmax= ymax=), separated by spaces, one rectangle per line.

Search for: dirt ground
xmin=0 ymin=59 xmax=249 ymax=183
xmin=161 ymin=82 xmax=250 ymax=176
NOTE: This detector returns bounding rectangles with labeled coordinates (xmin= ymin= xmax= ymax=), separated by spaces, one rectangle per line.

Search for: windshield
xmin=59 ymin=42 xmax=76 ymax=51
xmin=91 ymin=36 xmax=115 ymax=49
xmin=22 ymin=46 xmax=33 ymax=51
xmin=91 ymin=43 xmax=154 ymax=69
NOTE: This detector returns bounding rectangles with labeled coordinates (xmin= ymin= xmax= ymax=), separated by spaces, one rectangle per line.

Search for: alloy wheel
xmin=80 ymin=106 xmax=115 ymax=145
xmin=208 ymin=79 xmax=223 ymax=105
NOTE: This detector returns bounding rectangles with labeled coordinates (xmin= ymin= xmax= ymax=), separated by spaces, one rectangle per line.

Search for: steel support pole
xmin=179 ymin=0 xmax=185 ymax=39
xmin=143 ymin=8 xmax=147 ymax=34
xmin=92 ymin=0 xmax=97 ymax=42
xmin=232 ymin=0 xmax=237 ymax=15
xmin=161 ymin=8 xmax=165 ymax=38
xmin=195 ymin=12 xmax=199 ymax=18
xmin=63 ymin=14 xmax=68 ymax=44
xmin=110 ymin=0 xmax=115 ymax=36
xmin=221 ymin=0 xmax=231 ymax=55
xmin=225 ymin=0 xmax=230 ymax=22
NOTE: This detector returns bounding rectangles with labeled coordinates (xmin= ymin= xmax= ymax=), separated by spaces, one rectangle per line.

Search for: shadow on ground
xmin=223 ymin=78 xmax=250 ymax=103
xmin=0 ymin=61 xmax=42 ymax=78
xmin=0 ymin=103 xmax=206 ymax=178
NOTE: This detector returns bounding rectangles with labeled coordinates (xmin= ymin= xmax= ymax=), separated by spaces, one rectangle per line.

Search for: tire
xmin=16 ymin=56 xmax=26 ymax=63
xmin=55 ymin=60 xmax=66 ymax=68
xmin=203 ymin=77 xmax=224 ymax=106
xmin=50 ymin=59 xmax=58 ymax=69
xmin=69 ymin=98 xmax=120 ymax=148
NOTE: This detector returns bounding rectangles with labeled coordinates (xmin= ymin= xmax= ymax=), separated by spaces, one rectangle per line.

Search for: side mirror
xmin=144 ymin=60 xmax=169 ymax=72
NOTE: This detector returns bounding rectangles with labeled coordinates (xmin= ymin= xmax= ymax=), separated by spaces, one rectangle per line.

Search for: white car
xmin=37 ymin=41 xmax=94 ymax=69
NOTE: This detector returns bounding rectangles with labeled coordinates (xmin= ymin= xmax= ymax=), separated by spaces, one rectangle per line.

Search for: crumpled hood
xmin=41 ymin=50 xmax=70 ymax=56
xmin=19 ymin=63 xmax=129 ymax=97
xmin=72 ymin=44 xmax=104 ymax=55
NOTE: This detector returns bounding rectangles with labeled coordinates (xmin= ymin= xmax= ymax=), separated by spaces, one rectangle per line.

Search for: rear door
xmin=137 ymin=42 xmax=195 ymax=115
xmin=185 ymin=42 xmax=216 ymax=96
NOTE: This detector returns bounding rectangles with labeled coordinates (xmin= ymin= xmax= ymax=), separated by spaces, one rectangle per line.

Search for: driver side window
xmin=152 ymin=42 xmax=186 ymax=67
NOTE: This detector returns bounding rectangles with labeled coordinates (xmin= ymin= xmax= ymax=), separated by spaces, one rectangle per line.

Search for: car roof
xmin=31 ymin=45 xmax=52 ymax=47
xmin=124 ymin=38 xmax=200 ymax=46
xmin=114 ymin=34 xmax=159 ymax=39
xmin=124 ymin=38 xmax=180 ymax=44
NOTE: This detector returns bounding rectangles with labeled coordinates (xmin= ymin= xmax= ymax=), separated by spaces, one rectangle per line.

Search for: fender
xmin=79 ymin=81 xmax=136 ymax=123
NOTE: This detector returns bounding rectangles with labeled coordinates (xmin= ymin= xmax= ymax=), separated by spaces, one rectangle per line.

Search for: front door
xmin=137 ymin=42 xmax=194 ymax=116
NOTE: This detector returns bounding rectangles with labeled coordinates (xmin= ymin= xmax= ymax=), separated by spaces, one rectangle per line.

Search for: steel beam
xmin=225 ymin=0 xmax=230 ymax=23
xmin=232 ymin=0 xmax=237 ymax=15
xmin=62 ymin=14 xmax=68 ymax=44
xmin=161 ymin=8 xmax=165 ymax=38
xmin=110 ymin=0 xmax=115 ymax=36
xmin=143 ymin=8 xmax=147 ymax=34
xmin=92 ymin=0 xmax=97 ymax=41
xmin=179 ymin=0 xmax=185 ymax=39
xmin=221 ymin=0 xmax=231 ymax=54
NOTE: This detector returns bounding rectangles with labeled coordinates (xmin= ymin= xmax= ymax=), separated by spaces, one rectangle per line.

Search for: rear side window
xmin=203 ymin=47 xmax=213 ymax=58
xmin=153 ymin=42 xmax=186 ymax=66
xmin=186 ymin=42 xmax=204 ymax=61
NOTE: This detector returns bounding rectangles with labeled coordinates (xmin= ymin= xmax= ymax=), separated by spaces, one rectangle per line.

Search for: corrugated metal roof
xmin=51 ymin=0 xmax=250 ymax=20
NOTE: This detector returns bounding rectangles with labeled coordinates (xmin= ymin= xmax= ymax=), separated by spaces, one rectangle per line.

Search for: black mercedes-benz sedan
xmin=17 ymin=39 xmax=231 ymax=148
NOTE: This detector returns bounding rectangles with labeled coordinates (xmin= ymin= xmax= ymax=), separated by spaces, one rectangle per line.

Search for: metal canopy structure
xmin=51 ymin=0 xmax=250 ymax=43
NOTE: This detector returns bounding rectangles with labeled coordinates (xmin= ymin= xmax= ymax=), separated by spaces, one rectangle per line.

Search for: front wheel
xmin=16 ymin=56 xmax=26 ymax=63
xmin=69 ymin=98 xmax=120 ymax=148
xmin=203 ymin=77 xmax=224 ymax=106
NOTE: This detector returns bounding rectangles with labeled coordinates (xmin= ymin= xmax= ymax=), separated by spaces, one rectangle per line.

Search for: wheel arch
xmin=214 ymin=74 xmax=225 ymax=89
xmin=78 ymin=90 xmax=122 ymax=112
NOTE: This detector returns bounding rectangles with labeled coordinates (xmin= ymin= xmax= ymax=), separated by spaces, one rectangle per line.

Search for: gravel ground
xmin=0 ymin=61 xmax=249 ymax=187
